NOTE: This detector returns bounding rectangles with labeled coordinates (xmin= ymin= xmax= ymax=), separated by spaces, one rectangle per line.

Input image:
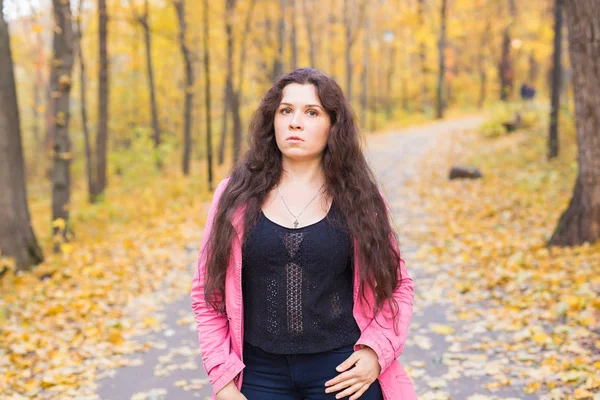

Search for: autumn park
xmin=0 ymin=0 xmax=599 ymax=399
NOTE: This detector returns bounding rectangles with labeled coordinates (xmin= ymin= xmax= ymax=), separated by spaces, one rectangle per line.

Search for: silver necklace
xmin=277 ymin=182 xmax=325 ymax=228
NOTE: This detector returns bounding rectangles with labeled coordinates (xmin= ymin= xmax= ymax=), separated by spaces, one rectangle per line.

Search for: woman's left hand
xmin=324 ymin=346 xmax=381 ymax=399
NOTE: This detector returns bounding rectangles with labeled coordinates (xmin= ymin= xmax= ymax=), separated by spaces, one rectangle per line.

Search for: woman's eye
xmin=281 ymin=108 xmax=291 ymax=114
xmin=307 ymin=110 xmax=318 ymax=116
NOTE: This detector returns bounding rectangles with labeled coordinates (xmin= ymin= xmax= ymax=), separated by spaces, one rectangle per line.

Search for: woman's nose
xmin=289 ymin=111 xmax=303 ymax=130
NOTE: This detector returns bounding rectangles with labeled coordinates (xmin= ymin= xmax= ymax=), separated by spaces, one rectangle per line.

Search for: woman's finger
xmin=349 ymin=383 xmax=369 ymax=400
xmin=334 ymin=382 xmax=364 ymax=399
xmin=325 ymin=370 xmax=357 ymax=388
xmin=325 ymin=376 xmax=357 ymax=394
xmin=336 ymin=351 xmax=359 ymax=372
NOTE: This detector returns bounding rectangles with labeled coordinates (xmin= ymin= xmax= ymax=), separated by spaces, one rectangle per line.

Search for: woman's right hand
xmin=215 ymin=379 xmax=247 ymax=400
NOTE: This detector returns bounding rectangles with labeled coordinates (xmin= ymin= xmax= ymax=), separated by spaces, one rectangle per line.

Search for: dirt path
xmin=96 ymin=116 xmax=531 ymax=400
xmin=366 ymin=117 xmax=535 ymax=400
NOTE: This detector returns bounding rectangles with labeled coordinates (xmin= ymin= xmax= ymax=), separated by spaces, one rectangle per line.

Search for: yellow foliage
xmin=406 ymin=115 xmax=599 ymax=398
xmin=0 ymin=163 xmax=227 ymax=397
xmin=430 ymin=323 xmax=455 ymax=336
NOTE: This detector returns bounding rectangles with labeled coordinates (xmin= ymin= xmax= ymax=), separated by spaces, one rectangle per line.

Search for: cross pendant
xmin=293 ymin=220 xmax=299 ymax=228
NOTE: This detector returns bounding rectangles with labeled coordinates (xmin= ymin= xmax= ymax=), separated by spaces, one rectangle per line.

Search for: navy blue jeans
xmin=240 ymin=342 xmax=383 ymax=400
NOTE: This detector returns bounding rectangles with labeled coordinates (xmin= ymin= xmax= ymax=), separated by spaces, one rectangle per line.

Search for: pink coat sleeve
xmin=190 ymin=177 xmax=245 ymax=394
xmin=355 ymin=189 xmax=415 ymax=374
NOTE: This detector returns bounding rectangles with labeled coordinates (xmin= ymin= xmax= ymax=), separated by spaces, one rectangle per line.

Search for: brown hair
xmin=202 ymin=68 xmax=402 ymax=322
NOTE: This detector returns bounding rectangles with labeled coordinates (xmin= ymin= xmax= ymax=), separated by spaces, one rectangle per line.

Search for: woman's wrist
xmin=215 ymin=379 xmax=239 ymax=398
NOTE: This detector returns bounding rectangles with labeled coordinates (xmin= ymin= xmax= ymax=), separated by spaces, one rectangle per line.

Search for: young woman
xmin=191 ymin=68 xmax=416 ymax=400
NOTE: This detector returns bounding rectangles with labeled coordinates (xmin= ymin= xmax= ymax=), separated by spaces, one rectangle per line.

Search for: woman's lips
xmin=286 ymin=136 xmax=304 ymax=142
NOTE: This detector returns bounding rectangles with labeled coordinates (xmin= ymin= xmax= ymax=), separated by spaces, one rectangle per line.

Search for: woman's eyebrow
xmin=280 ymin=102 xmax=324 ymax=110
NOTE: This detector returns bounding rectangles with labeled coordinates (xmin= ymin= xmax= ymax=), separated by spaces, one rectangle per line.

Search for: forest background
xmin=4 ymin=0 xmax=559 ymax=228
xmin=2 ymin=0 xmax=599 ymax=398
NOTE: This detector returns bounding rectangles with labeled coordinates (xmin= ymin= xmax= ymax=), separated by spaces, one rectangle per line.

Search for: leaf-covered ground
xmin=0 ymin=166 xmax=223 ymax=398
xmin=401 ymin=118 xmax=600 ymax=399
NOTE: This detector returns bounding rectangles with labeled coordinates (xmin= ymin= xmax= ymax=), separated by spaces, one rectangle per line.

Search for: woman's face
xmin=274 ymin=83 xmax=332 ymax=161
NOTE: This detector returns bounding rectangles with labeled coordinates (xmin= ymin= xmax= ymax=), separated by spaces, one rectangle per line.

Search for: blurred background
xmin=1 ymin=0 xmax=598 ymax=399
xmin=3 ymin=0 xmax=563 ymax=196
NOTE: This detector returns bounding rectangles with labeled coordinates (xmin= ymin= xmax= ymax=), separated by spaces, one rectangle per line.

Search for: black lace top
xmin=242 ymin=200 xmax=361 ymax=354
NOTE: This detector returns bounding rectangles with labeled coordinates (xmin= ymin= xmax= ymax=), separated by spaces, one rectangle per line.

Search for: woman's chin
xmin=280 ymin=150 xmax=322 ymax=161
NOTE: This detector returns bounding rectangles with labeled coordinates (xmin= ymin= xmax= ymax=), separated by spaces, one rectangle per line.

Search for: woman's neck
xmin=280 ymin=157 xmax=325 ymax=188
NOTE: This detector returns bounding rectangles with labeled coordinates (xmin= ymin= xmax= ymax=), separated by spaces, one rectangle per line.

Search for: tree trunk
xmin=401 ymin=28 xmax=409 ymax=111
xmin=477 ymin=20 xmax=491 ymax=109
xmin=436 ymin=0 xmax=447 ymax=119
xmin=75 ymin=0 xmax=94 ymax=203
xmin=224 ymin=0 xmax=242 ymax=164
xmin=219 ymin=0 xmax=236 ymax=166
xmin=499 ymin=0 xmax=516 ymax=101
xmin=140 ymin=0 xmax=161 ymax=166
xmin=92 ymin=0 xmax=109 ymax=201
xmin=385 ymin=45 xmax=397 ymax=118
xmin=418 ymin=0 xmax=429 ymax=111
xmin=342 ymin=0 xmax=364 ymax=104
xmin=31 ymin=9 xmax=45 ymax=159
xmin=174 ymin=0 xmax=194 ymax=175
xmin=235 ymin=0 xmax=257 ymax=89
xmin=32 ymin=75 xmax=41 ymax=153
xmin=231 ymin=90 xmax=242 ymax=163
xmin=290 ymin=0 xmax=298 ymax=70
xmin=217 ymin=0 xmax=254 ymax=166
xmin=327 ymin=1 xmax=336 ymax=78
xmin=218 ymin=89 xmax=229 ymax=166
xmin=222 ymin=0 xmax=237 ymax=165
xmin=49 ymin=0 xmax=75 ymax=251
xmin=528 ymin=50 xmax=539 ymax=83
xmin=45 ymin=66 xmax=57 ymax=152
xmin=203 ymin=0 xmax=214 ymax=191
xmin=548 ymin=0 xmax=600 ymax=247
xmin=302 ymin=0 xmax=316 ymax=67
xmin=499 ymin=31 xmax=511 ymax=101
xmin=359 ymin=7 xmax=370 ymax=130
xmin=231 ymin=0 xmax=257 ymax=163
xmin=343 ymin=0 xmax=353 ymax=103
xmin=548 ymin=0 xmax=563 ymax=160
xmin=272 ymin=0 xmax=285 ymax=81
xmin=0 ymin=0 xmax=44 ymax=271
xmin=478 ymin=65 xmax=487 ymax=109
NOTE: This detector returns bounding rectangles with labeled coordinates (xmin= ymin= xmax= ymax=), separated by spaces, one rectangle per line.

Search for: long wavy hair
xmin=203 ymin=68 xmax=402 ymax=323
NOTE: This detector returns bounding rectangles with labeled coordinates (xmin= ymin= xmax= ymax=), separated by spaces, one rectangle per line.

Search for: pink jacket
xmin=191 ymin=177 xmax=417 ymax=399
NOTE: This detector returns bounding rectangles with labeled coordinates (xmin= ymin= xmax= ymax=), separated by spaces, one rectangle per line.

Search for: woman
xmin=191 ymin=68 xmax=416 ymax=400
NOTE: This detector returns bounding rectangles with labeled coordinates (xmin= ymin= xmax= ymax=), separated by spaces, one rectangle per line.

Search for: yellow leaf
xmin=123 ymin=238 xmax=135 ymax=250
xmin=107 ymin=330 xmax=124 ymax=345
xmin=45 ymin=304 xmax=63 ymax=316
xmin=430 ymin=323 xmax=455 ymax=335
xmin=52 ymin=218 xmax=66 ymax=230
xmin=143 ymin=316 xmax=160 ymax=328
xmin=524 ymin=381 xmax=540 ymax=394
xmin=457 ymin=311 xmax=471 ymax=320
xmin=86 ymin=327 xmax=100 ymax=337
xmin=573 ymin=388 xmax=594 ymax=399
xmin=585 ymin=374 xmax=600 ymax=389
xmin=532 ymin=332 xmax=550 ymax=345
xmin=0 ymin=256 xmax=16 ymax=270
xmin=60 ymin=243 xmax=73 ymax=254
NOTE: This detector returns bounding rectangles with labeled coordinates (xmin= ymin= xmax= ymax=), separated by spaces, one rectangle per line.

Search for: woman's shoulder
xmin=214 ymin=176 xmax=232 ymax=196
xmin=217 ymin=176 xmax=231 ymax=189
xmin=205 ymin=177 xmax=231 ymax=207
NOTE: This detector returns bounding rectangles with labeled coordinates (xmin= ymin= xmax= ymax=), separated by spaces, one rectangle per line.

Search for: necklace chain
xmin=277 ymin=183 xmax=325 ymax=228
